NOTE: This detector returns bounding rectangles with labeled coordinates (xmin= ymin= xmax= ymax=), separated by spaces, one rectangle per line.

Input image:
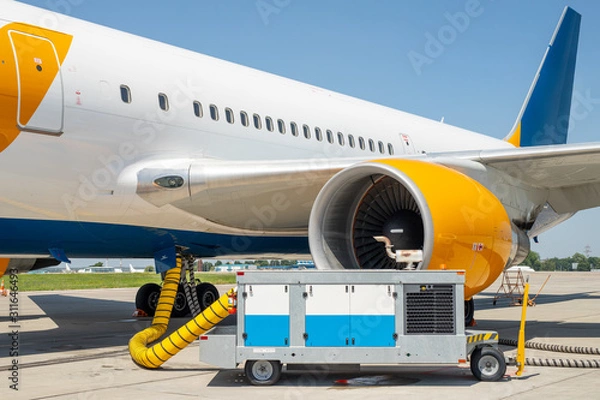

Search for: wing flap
xmin=447 ymin=143 xmax=600 ymax=214
xmin=476 ymin=143 xmax=600 ymax=190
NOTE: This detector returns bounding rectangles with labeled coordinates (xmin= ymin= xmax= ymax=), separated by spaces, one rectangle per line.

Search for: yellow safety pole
xmin=516 ymin=282 xmax=530 ymax=376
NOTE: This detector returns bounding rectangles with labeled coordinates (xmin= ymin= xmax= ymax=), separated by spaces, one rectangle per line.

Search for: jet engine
xmin=308 ymin=159 xmax=528 ymax=299
xmin=0 ymin=258 xmax=61 ymax=277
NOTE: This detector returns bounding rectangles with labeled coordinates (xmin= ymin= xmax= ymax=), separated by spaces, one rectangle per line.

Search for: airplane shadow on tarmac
xmin=13 ymin=289 xmax=599 ymax=360
xmin=18 ymin=293 xmax=235 ymax=358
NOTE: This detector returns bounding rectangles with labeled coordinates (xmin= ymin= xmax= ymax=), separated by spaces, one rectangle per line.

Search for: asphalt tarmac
xmin=1 ymin=271 xmax=599 ymax=399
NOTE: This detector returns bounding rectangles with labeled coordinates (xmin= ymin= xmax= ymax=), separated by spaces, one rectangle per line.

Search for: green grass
xmin=15 ymin=272 xmax=236 ymax=291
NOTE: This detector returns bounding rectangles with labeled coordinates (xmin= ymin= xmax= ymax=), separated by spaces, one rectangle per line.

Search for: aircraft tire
xmin=171 ymin=285 xmax=190 ymax=318
xmin=197 ymin=283 xmax=219 ymax=311
xmin=135 ymin=283 xmax=161 ymax=316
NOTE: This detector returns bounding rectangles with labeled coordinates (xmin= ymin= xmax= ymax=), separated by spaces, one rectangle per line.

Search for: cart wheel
xmin=470 ymin=346 xmax=483 ymax=377
xmin=245 ymin=360 xmax=282 ymax=386
xmin=471 ymin=347 xmax=506 ymax=381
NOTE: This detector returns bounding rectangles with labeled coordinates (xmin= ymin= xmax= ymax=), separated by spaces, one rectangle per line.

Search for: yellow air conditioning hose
xmin=129 ymin=259 xmax=236 ymax=369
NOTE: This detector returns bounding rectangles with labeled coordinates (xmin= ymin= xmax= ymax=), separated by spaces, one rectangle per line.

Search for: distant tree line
xmin=522 ymin=251 xmax=599 ymax=271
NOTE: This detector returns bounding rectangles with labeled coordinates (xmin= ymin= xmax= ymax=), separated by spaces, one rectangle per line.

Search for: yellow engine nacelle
xmin=0 ymin=258 xmax=61 ymax=278
xmin=308 ymin=159 xmax=518 ymax=299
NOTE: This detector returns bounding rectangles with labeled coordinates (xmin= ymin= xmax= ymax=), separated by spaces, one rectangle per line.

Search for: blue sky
xmin=17 ymin=0 xmax=600 ymax=260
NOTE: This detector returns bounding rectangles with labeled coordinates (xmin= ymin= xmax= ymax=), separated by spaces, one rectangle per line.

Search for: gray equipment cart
xmin=199 ymin=270 xmax=505 ymax=385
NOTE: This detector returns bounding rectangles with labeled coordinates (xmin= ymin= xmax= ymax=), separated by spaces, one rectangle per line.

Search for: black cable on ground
xmin=499 ymin=338 xmax=600 ymax=355
xmin=501 ymin=338 xmax=600 ymax=368
xmin=524 ymin=358 xmax=600 ymax=368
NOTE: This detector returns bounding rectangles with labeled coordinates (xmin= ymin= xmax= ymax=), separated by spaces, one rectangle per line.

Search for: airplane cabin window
xmin=120 ymin=85 xmax=132 ymax=103
xmin=369 ymin=139 xmax=375 ymax=152
xmin=291 ymin=122 xmax=299 ymax=137
xmin=348 ymin=134 xmax=355 ymax=148
xmin=315 ymin=127 xmax=323 ymax=141
xmin=158 ymin=93 xmax=169 ymax=111
xmin=240 ymin=111 xmax=249 ymax=127
xmin=378 ymin=141 xmax=385 ymax=154
xmin=278 ymin=119 xmax=286 ymax=134
xmin=359 ymin=137 xmax=365 ymax=150
xmin=388 ymin=143 xmax=394 ymax=155
xmin=303 ymin=124 xmax=311 ymax=139
xmin=337 ymin=132 xmax=345 ymax=146
xmin=193 ymin=101 xmax=203 ymax=117
xmin=326 ymin=130 xmax=334 ymax=144
xmin=210 ymin=104 xmax=219 ymax=121
xmin=225 ymin=108 xmax=234 ymax=124
xmin=253 ymin=114 xmax=262 ymax=129
xmin=265 ymin=116 xmax=274 ymax=132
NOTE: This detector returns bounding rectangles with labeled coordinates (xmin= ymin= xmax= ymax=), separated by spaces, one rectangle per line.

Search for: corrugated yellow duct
xmin=129 ymin=258 xmax=236 ymax=368
xmin=129 ymin=257 xmax=182 ymax=368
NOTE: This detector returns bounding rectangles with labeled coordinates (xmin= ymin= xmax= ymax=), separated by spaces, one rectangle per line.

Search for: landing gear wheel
xmin=465 ymin=298 xmax=475 ymax=326
xmin=196 ymin=283 xmax=219 ymax=311
xmin=245 ymin=360 xmax=282 ymax=386
xmin=471 ymin=347 xmax=506 ymax=381
xmin=135 ymin=283 xmax=161 ymax=316
xmin=171 ymin=284 xmax=190 ymax=318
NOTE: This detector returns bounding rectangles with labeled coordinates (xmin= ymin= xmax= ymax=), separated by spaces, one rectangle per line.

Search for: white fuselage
xmin=0 ymin=2 xmax=514 ymax=258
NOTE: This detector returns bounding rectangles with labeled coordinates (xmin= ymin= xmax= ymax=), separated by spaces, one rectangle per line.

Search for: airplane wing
xmin=471 ymin=142 xmax=600 ymax=214
xmin=135 ymin=143 xmax=600 ymax=234
xmin=136 ymin=158 xmax=363 ymax=234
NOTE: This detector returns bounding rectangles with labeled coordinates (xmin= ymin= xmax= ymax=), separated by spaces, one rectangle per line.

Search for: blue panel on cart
xmin=305 ymin=315 xmax=395 ymax=347
xmin=350 ymin=315 xmax=395 ymax=347
xmin=305 ymin=315 xmax=350 ymax=347
xmin=244 ymin=315 xmax=290 ymax=346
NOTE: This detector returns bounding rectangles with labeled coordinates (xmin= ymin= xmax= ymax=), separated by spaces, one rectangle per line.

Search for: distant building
xmin=77 ymin=267 xmax=123 ymax=273
xmin=214 ymin=264 xmax=258 ymax=273
xmin=214 ymin=261 xmax=316 ymax=272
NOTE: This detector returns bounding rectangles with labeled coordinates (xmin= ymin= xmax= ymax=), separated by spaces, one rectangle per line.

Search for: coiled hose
xmin=523 ymin=358 xmax=600 ymax=368
xmin=500 ymin=338 xmax=600 ymax=368
xmin=499 ymin=338 xmax=600 ymax=355
xmin=129 ymin=258 xmax=235 ymax=369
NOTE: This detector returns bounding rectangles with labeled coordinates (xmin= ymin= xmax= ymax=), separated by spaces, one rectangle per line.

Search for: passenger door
xmin=399 ymin=133 xmax=416 ymax=154
xmin=9 ymin=30 xmax=64 ymax=134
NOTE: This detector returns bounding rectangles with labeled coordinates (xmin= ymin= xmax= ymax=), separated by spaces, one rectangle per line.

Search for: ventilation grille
xmin=404 ymin=284 xmax=455 ymax=334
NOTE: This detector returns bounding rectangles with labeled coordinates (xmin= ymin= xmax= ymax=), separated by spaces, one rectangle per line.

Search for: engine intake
xmin=309 ymin=159 xmax=517 ymax=299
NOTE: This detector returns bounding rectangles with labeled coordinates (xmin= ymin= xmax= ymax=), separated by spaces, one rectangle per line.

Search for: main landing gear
xmin=135 ymin=255 xmax=219 ymax=317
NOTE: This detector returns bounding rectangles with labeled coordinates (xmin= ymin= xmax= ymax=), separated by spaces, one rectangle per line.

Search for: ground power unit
xmin=199 ymin=270 xmax=505 ymax=385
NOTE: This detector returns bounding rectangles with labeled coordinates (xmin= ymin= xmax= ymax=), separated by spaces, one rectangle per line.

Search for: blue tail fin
xmin=505 ymin=7 xmax=581 ymax=147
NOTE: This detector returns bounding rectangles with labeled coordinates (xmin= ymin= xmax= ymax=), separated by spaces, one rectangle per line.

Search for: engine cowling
xmin=0 ymin=258 xmax=61 ymax=277
xmin=308 ymin=159 xmax=519 ymax=299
